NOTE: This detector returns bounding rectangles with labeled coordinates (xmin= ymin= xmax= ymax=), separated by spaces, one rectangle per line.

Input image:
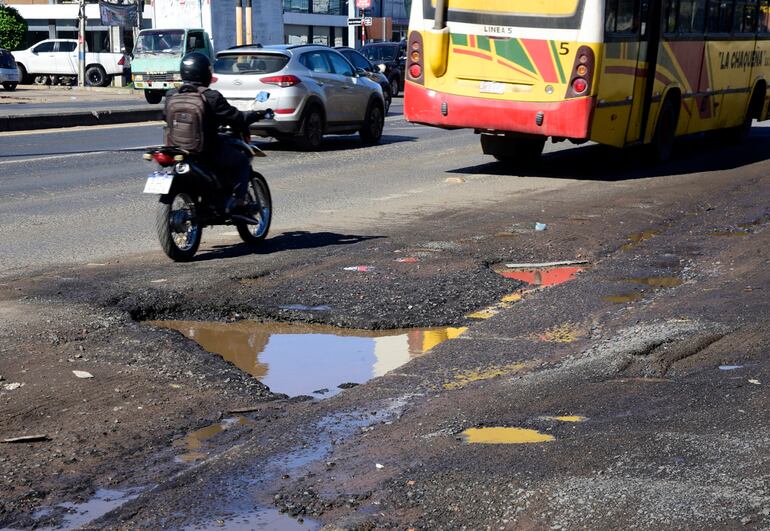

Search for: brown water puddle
xmin=621 ymin=230 xmax=660 ymax=251
xmin=602 ymin=292 xmax=643 ymax=303
xmin=174 ymin=416 xmax=252 ymax=463
xmin=149 ymin=321 xmax=466 ymax=398
xmin=462 ymin=427 xmax=554 ymax=444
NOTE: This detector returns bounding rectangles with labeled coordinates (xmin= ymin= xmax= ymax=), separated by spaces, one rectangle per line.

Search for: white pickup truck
xmin=12 ymin=39 xmax=125 ymax=87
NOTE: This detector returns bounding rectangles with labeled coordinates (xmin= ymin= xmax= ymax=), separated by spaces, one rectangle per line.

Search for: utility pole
xmin=77 ymin=0 xmax=86 ymax=87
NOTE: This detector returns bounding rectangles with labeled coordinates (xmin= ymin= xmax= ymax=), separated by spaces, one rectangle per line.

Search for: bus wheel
xmin=730 ymin=87 xmax=763 ymax=143
xmin=650 ymin=98 xmax=677 ymax=163
xmin=481 ymin=134 xmax=545 ymax=165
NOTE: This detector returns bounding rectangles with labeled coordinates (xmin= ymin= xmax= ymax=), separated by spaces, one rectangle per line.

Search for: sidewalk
xmin=0 ymin=85 xmax=163 ymax=132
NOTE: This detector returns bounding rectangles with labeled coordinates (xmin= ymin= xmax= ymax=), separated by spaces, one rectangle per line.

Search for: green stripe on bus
xmin=477 ymin=36 xmax=491 ymax=51
xmin=549 ymin=40 xmax=567 ymax=84
xmin=451 ymin=34 xmax=467 ymax=46
xmin=494 ymin=39 xmax=535 ymax=73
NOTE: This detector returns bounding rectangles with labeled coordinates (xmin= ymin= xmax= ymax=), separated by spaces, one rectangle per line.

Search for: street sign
xmin=347 ymin=17 xmax=362 ymax=25
xmin=363 ymin=17 xmax=373 ymax=26
xmin=356 ymin=0 xmax=371 ymax=8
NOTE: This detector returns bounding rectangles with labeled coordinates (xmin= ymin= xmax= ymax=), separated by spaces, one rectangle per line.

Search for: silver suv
xmin=212 ymin=44 xmax=385 ymax=150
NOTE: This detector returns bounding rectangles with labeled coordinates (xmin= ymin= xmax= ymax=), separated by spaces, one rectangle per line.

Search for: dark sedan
xmin=360 ymin=41 xmax=406 ymax=97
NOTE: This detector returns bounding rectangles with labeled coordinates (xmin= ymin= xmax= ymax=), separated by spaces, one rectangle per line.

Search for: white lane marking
xmin=0 ymin=147 xmax=154 ymax=165
xmin=0 ymin=121 xmax=163 ymax=137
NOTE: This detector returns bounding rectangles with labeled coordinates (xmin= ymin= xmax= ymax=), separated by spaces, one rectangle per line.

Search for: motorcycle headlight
xmin=175 ymin=162 xmax=190 ymax=174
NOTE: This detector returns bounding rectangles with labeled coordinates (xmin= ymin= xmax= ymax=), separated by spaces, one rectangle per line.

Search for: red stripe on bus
xmin=405 ymin=82 xmax=594 ymax=139
xmin=453 ymin=48 xmax=493 ymax=61
xmin=520 ymin=39 xmax=559 ymax=83
xmin=469 ymin=35 xmax=476 ymax=48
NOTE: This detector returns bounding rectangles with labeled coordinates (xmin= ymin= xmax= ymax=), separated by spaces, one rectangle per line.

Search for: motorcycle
xmin=143 ymin=111 xmax=274 ymax=262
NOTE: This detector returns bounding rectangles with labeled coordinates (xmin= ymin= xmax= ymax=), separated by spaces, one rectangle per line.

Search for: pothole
xmin=620 ymin=276 xmax=683 ymax=288
xmin=147 ymin=321 xmax=466 ymax=398
xmin=496 ymin=265 xmax=586 ymax=287
xmin=621 ymin=230 xmax=660 ymax=251
xmin=174 ymin=416 xmax=254 ymax=463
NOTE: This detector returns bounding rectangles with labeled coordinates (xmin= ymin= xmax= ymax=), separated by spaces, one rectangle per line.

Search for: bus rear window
xmin=441 ymin=0 xmax=580 ymax=17
xmin=213 ymin=54 xmax=289 ymax=75
xmin=424 ymin=0 xmax=586 ymax=29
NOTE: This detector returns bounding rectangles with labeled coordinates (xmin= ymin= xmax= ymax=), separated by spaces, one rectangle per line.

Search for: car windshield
xmin=134 ymin=31 xmax=184 ymax=55
xmin=0 ymin=52 xmax=15 ymax=69
xmin=361 ymin=46 xmax=397 ymax=62
xmin=213 ymin=53 xmax=289 ymax=74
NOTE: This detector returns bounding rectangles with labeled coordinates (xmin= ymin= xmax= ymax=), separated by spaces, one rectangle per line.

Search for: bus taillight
xmin=407 ymin=31 xmax=425 ymax=85
xmin=565 ymin=46 xmax=595 ymax=99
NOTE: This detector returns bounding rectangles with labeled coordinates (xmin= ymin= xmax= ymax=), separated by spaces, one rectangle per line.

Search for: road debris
xmin=719 ymin=365 xmax=743 ymax=371
xmin=748 ymin=379 xmax=761 ymax=385
xmin=72 ymin=370 xmax=94 ymax=379
xmin=539 ymin=416 xmax=587 ymax=423
xmin=535 ymin=222 xmax=548 ymax=231
xmin=3 ymin=382 xmax=24 ymax=391
xmin=505 ymin=260 xmax=590 ymax=268
xmin=278 ymin=304 xmax=331 ymax=311
xmin=395 ymin=257 xmax=420 ymax=263
xmin=375 ymin=463 xmax=384 ymax=469
xmin=343 ymin=266 xmax=375 ymax=272
xmin=3 ymin=434 xmax=50 ymax=443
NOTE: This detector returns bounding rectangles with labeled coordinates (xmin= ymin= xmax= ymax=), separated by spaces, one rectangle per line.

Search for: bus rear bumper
xmin=405 ymin=83 xmax=594 ymax=139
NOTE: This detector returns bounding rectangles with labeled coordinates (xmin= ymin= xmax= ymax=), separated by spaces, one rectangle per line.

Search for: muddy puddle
xmin=184 ymin=508 xmax=318 ymax=530
xmin=462 ymin=427 xmax=554 ymax=444
xmin=497 ymin=266 xmax=585 ymax=287
xmin=149 ymin=321 xmax=465 ymax=398
xmin=33 ymin=488 xmax=142 ymax=530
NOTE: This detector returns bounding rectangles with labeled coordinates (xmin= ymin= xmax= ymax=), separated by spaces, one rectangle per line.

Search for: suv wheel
xmin=295 ymin=107 xmax=324 ymax=151
xmin=359 ymin=100 xmax=384 ymax=144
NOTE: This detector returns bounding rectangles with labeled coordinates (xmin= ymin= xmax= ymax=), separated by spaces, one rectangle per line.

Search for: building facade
xmin=5 ymin=0 xmax=408 ymax=53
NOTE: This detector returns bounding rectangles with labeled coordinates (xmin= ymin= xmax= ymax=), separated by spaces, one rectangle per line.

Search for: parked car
xmin=12 ymin=39 xmax=125 ymax=87
xmin=131 ymin=28 xmax=214 ymax=104
xmin=335 ymin=46 xmax=391 ymax=114
xmin=0 ymin=48 xmax=20 ymax=91
xmin=211 ymin=44 xmax=385 ymax=150
xmin=360 ymin=41 xmax=406 ymax=97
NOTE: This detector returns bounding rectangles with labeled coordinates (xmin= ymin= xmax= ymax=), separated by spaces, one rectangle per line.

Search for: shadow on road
xmin=449 ymin=127 xmax=770 ymax=181
xmin=255 ymin=134 xmax=416 ymax=153
xmin=193 ymin=230 xmax=385 ymax=262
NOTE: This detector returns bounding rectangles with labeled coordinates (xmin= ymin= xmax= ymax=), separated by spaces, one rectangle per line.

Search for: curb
xmin=0 ymin=108 xmax=163 ymax=132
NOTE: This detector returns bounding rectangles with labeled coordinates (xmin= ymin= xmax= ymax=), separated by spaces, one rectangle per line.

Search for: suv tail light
xmin=118 ymin=55 xmax=125 ymax=66
xmin=260 ymin=75 xmax=301 ymax=87
xmin=407 ymin=31 xmax=424 ymax=85
xmin=565 ymin=46 xmax=595 ymax=99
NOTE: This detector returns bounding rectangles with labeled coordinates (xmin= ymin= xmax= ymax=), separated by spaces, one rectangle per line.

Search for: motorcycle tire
xmin=156 ymin=191 xmax=202 ymax=261
xmin=236 ymin=172 xmax=272 ymax=245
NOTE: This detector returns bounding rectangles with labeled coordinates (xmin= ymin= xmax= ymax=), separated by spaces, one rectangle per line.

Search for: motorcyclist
xmin=165 ymin=52 xmax=261 ymax=212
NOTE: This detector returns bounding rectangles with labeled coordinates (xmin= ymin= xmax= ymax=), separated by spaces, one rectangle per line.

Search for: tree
xmin=0 ymin=6 xmax=28 ymax=50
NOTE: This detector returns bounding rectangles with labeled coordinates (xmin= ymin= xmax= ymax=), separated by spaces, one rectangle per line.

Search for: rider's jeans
xmin=206 ymin=141 xmax=250 ymax=199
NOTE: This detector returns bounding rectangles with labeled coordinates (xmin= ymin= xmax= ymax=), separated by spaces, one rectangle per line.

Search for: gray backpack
xmin=165 ymin=86 xmax=208 ymax=153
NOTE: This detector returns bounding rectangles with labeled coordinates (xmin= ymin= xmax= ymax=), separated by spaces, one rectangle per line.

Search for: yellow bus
xmin=404 ymin=0 xmax=770 ymax=163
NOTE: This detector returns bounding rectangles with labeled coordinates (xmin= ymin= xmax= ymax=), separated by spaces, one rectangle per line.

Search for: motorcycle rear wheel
xmin=156 ymin=192 xmax=202 ymax=261
xmin=236 ymin=172 xmax=272 ymax=245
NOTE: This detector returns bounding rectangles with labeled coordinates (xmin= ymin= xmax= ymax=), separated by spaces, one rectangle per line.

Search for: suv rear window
xmin=0 ymin=51 xmax=15 ymax=69
xmin=213 ymin=53 xmax=289 ymax=74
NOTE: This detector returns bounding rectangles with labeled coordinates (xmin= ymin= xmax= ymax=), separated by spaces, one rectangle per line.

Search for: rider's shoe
xmin=225 ymin=196 xmax=247 ymax=214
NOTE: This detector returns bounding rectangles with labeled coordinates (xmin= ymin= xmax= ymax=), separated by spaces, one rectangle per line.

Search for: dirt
xmin=1 ymin=155 xmax=770 ymax=529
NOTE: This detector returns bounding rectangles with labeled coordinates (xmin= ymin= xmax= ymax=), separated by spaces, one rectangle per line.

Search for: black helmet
xmin=180 ymin=52 xmax=212 ymax=86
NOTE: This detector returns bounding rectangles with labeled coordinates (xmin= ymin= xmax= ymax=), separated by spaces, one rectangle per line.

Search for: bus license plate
xmin=479 ymin=81 xmax=505 ymax=94
xmin=143 ymin=171 xmax=174 ymax=194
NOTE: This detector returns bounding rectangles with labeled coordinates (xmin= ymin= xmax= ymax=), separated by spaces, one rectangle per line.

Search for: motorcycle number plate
xmin=143 ymin=171 xmax=174 ymax=194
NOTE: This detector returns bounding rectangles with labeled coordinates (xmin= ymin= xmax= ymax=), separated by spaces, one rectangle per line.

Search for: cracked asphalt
xmin=1 ymin=118 xmax=769 ymax=529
